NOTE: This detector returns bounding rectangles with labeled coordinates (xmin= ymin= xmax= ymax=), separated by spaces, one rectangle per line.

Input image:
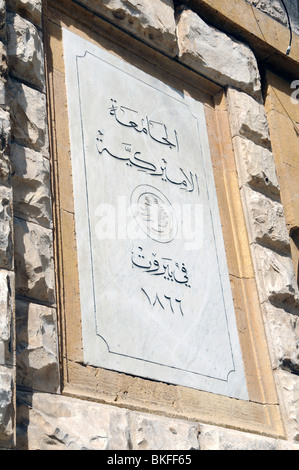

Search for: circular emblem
xmin=130 ymin=185 xmax=177 ymax=243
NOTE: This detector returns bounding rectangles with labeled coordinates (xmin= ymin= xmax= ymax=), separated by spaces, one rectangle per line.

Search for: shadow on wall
xmin=290 ymin=227 xmax=299 ymax=289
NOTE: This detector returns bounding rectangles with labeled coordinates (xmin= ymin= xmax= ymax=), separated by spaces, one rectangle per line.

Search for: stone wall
xmin=0 ymin=0 xmax=298 ymax=450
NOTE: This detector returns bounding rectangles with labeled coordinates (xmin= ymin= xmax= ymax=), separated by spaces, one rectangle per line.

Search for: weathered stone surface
xmin=0 ymin=366 xmax=14 ymax=442
xmin=263 ymin=302 xmax=299 ymax=374
xmin=7 ymin=12 xmax=45 ymax=90
xmin=8 ymin=79 xmax=48 ymax=153
xmin=0 ymin=40 xmax=8 ymax=105
xmin=129 ymin=413 xmax=199 ymax=450
xmin=274 ymin=369 xmax=299 ymax=442
xmin=0 ymin=108 xmax=11 ymax=185
xmin=252 ymin=243 xmax=299 ymax=311
xmin=176 ymin=9 xmax=261 ymax=98
xmin=198 ymin=422 xmax=295 ymax=450
xmin=82 ymin=0 xmax=178 ymax=57
xmin=0 ymin=186 xmax=13 ymax=269
xmin=16 ymin=300 xmax=59 ymax=393
xmin=242 ymin=186 xmax=290 ymax=255
xmin=6 ymin=0 xmax=42 ymax=28
xmin=14 ymin=218 xmax=55 ymax=304
xmin=11 ymin=143 xmax=52 ymax=227
xmin=232 ymin=136 xmax=280 ymax=199
xmin=16 ymin=392 xmax=131 ymax=450
xmin=0 ymin=271 xmax=14 ymax=366
xmin=16 ymin=391 xmax=200 ymax=450
xmin=227 ymin=87 xmax=271 ymax=147
xmin=0 ymin=0 xmax=6 ymax=40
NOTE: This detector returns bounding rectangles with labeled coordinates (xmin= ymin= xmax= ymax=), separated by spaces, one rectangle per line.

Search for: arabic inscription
xmin=63 ymin=29 xmax=249 ymax=400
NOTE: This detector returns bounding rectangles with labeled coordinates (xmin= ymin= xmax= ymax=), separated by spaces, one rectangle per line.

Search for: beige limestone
xmin=176 ymin=9 xmax=261 ymax=98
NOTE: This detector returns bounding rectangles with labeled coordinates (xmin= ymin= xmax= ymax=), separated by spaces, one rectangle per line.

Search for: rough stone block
xmin=16 ymin=391 xmax=200 ymax=450
xmin=0 ymin=270 xmax=14 ymax=366
xmin=8 ymin=79 xmax=48 ymax=153
xmin=252 ymin=243 xmax=299 ymax=311
xmin=0 ymin=108 xmax=11 ymax=185
xmin=0 ymin=186 xmax=13 ymax=269
xmin=82 ymin=0 xmax=178 ymax=57
xmin=242 ymin=186 xmax=290 ymax=255
xmin=129 ymin=413 xmax=199 ymax=450
xmin=0 ymin=40 xmax=8 ymax=81
xmin=232 ymin=136 xmax=280 ymax=199
xmin=0 ymin=366 xmax=14 ymax=443
xmin=6 ymin=0 xmax=41 ymax=28
xmin=16 ymin=300 xmax=59 ymax=393
xmin=14 ymin=218 xmax=55 ymax=304
xmin=11 ymin=143 xmax=52 ymax=227
xmin=198 ymin=423 xmax=280 ymax=449
xmin=16 ymin=392 xmax=131 ymax=450
xmin=0 ymin=0 xmax=6 ymax=40
xmin=275 ymin=369 xmax=299 ymax=442
xmin=227 ymin=87 xmax=271 ymax=147
xmin=176 ymin=9 xmax=261 ymax=98
xmin=7 ymin=12 xmax=45 ymax=90
xmin=263 ymin=302 xmax=299 ymax=374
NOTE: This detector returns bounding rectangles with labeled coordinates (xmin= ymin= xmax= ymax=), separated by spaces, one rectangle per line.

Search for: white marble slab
xmin=63 ymin=29 xmax=249 ymax=400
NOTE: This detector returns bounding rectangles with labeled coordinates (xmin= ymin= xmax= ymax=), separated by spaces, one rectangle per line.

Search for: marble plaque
xmin=63 ymin=29 xmax=249 ymax=400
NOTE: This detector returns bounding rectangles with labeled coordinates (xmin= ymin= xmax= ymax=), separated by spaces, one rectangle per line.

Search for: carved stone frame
xmin=44 ymin=0 xmax=285 ymax=438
